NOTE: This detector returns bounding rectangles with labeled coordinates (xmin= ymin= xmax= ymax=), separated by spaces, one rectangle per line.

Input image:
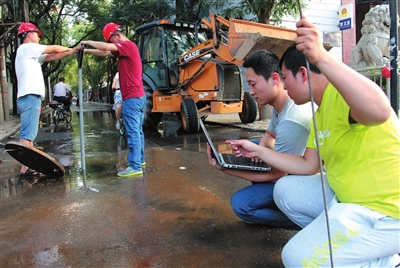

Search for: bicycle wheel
xmin=65 ymin=110 xmax=72 ymax=124
xmin=119 ymin=119 xmax=125 ymax=136
xmin=54 ymin=109 xmax=61 ymax=126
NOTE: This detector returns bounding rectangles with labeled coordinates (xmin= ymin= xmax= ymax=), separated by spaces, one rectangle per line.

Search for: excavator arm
xmin=177 ymin=13 xmax=332 ymax=90
xmin=201 ymin=13 xmax=230 ymax=50
xmin=178 ymin=13 xmax=300 ymax=67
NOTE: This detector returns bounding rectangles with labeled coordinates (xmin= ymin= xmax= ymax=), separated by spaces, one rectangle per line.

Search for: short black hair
xmin=279 ymin=43 xmax=321 ymax=77
xmin=59 ymin=77 xmax=65 ymax=82
xmin=243 ymin=50 xmax=281 ymax=81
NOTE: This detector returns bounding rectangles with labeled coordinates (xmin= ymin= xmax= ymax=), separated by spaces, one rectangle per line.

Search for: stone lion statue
xmin=350 ymin=5 xmax=396 ymax=68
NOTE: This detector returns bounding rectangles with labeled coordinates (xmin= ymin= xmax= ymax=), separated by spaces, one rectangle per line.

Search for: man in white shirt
xmin=15 ymin=22 xmax=76 ymax=177
xmin=53 ymin=77 xmax=72 ymax=111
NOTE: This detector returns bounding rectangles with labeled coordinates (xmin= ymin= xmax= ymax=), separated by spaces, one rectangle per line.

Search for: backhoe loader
xmin=136 ymin=13 xmax=297 ymax=133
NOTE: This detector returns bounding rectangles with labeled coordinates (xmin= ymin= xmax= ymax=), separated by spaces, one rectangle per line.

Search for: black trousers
xmin=54 ymin=96 xmax=71 ymax=111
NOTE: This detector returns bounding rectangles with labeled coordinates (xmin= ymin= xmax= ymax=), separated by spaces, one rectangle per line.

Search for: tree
xmin=20 ymin=0 xmax=88 ymax=93
xmin=25 ymin=0 xmax=116 ymax=99
xmin=221 ymin=0 xmax=306 ymax=24
xmin=109 ymin=0 xmax=176 ymax=26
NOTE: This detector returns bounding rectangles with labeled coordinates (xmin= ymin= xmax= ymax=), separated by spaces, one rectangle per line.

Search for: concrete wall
xmin=341 ymin=0 xmax=356 ymax=65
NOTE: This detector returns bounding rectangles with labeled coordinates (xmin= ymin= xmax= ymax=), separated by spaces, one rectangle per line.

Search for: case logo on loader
xmin=183 ymin=49 xmax=200 ymax=62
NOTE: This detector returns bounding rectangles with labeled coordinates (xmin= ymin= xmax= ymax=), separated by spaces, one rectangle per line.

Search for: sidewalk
xmin=205 ymin=113 xmax=269 ymax=132
xmin=0 ymin=106 xmax=55 ymax=143
xmin=0 ymin=115 xmax=21 ymax=143
xmin=0 ymin=103 xmax=269 ymax=143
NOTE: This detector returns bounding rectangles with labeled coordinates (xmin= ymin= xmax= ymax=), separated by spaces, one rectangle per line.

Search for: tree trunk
xmin=0 ymin=48 xmax=9 ymax=123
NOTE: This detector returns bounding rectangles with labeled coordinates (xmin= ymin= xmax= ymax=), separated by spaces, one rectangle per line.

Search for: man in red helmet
xmin=80 ymin=22 xmax=146 ymax=177
xmin=15 ymin=22 xmax=76 ymax=178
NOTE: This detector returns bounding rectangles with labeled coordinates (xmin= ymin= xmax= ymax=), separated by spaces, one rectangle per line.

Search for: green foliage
xmin=109 ymin=0 xmax=175 ymax=27
xmin=174 ymin=0 xmax=238 ymax=22
xmin=26 ymin=0 xmax=89 ymax=90
xmin=272 ymin=0 xmax=304 ymax=23
xmin=221 ymin=0 xmax=306 ymax=24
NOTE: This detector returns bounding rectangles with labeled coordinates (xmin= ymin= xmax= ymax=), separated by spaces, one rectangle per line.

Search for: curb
xmin=0 ymin=121 xmax=21 ymax=143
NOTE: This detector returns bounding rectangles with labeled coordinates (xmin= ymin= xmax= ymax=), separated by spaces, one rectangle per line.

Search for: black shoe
xmin=20 ymin=168 xmax=39 ymax=177
xmin=19 ymin=176 xmax=38 ymax=186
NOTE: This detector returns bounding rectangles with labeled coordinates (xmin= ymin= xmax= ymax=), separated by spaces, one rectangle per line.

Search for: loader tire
xmin=239 ymin=92 xmax=257 ymax=123
xmin=143 ymin=87 xmax=162 ymax=130
xmin=180 ymin=98 xmax=199 ymax=134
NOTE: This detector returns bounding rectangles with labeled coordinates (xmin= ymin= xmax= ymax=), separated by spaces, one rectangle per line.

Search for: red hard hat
xmin=102 ymin=22 xmax=121 ymax=42
xmin=17 ymin=22 xmax=42 ymax=37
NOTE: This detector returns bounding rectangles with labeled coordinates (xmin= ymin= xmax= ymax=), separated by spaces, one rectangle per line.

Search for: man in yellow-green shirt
xmin=306 ymin=84 xmax=399 ymax=219
xmin=226 ymin=17 xmax=399 ymax=267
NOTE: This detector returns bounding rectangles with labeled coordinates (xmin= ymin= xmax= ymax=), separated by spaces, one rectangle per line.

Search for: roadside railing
xmin=353 ymin=64 xmax=399 ymax=110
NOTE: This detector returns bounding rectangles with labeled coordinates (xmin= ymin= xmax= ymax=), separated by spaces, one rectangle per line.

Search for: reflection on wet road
xmin=0 ymin=104 xmax=294 ymax=267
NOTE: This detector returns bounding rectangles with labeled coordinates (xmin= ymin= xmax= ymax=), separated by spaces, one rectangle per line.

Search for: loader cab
xmin=137 ymin=20 xmax=208 ymax=91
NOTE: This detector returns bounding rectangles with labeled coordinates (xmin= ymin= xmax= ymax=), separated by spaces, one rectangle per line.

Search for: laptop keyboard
xmin=223 ymin=153 xmax=262 ymax=166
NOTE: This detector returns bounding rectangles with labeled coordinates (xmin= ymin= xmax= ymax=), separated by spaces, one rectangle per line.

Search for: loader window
xmin=165 ymin=29 xmax=207 ymax=87
xmin=165 ymin=29 xmax=207 ymax=58
xmin=142 ymin=27 xmax=167 ymax=88
xmin=141 ymin=26 xmax=207 ymax=89
xmin=143 ymin=27 xmax=163 ymax=62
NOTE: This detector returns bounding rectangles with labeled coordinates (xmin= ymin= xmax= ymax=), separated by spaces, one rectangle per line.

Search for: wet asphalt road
xmin=0 ymin=104 xmax=297 ymax=267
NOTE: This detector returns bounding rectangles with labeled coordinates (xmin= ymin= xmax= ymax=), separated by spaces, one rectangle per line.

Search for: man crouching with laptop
xmin=207 ymin=50 xmax=312 ymax=229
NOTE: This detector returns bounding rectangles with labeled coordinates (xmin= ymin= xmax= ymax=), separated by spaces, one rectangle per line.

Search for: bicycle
xmin=118 ymin=118 xmax=125 ymax=136
xmin=49 ymin=101 xmax=72 ymax=126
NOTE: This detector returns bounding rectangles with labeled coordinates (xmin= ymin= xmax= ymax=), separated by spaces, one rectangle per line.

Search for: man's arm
xmin=259 ymin=129 xmax=275 ymax=149
xmin=78 ymin=40 xmax=118 ymax=57
xmin=295 ymin=17 xmax=391 ymax=125
xmin=112 ymin=76 xmax=118 ymax=89
xmin=226 ymin=120 xmax=312 ymax=180
xmin=42 ymin=45 xmax=71 ymax=54
xmin=84 ymin=49 xmax=114 ymax=57
xmin=43 ymin=48 xmax=76 ymax=62
xmin=81 ymin=40 xmax=118 ymax=52
xmin=226 ymin=140 xmax=321 ymax=175
xmin=207 ymin=142 xmax=287 ymax=183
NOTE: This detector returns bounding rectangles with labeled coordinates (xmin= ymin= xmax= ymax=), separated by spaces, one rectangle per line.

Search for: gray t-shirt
xmin=268 ymin=99 xmax=312 ymax=155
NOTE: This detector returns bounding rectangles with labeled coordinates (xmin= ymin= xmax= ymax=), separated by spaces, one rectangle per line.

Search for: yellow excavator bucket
xmin=227 ymin=18 xmax=332 ymax=61
xmin=227 ymin=19 xmax=297 ymax=61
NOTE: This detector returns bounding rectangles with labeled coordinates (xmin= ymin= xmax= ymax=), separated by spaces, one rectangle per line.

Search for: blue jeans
xmin=122 ymin=96 xmax=146 ymax=171
xmin=231 ymin=182 xmax=300 ymax=230
xmin=17 ymin=94 xmax=41 ymax=141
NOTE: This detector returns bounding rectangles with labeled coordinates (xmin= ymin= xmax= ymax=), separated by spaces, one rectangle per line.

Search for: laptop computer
xmin=200 ymin=120 xmax=271 ymax=171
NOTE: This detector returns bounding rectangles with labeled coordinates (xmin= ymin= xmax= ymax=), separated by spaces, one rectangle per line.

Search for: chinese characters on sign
xmin=323 ymin=32 xmax=341 ymax=47
xmin=339 ymin=18 xmax=352 ymax=30
xmin=339 ymin=4 xmax=353 ymax=31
